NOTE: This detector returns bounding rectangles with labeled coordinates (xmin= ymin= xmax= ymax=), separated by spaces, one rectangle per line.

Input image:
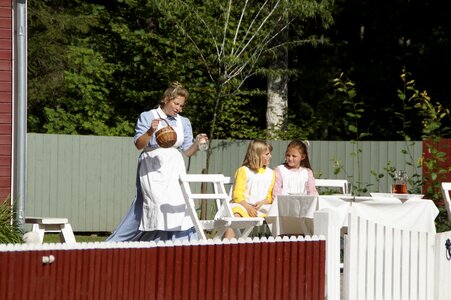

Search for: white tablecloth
xmin=266 ymin=195 xmax=439 ymax=236
xmin=266 ymin=195 xmax=317 ymax=235
xmin=349 ymin=196 xmax=439 ymax=233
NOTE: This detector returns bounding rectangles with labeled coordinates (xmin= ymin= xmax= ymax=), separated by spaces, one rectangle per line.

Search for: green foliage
xmin=330 ymin=73 xmax=370 ymax=195
xmin=28 ymin=0 xmax=333 ymax=139
xmin=332 ymin=73 xmax=370 ymax=141
xmin=27 ymin=0 xmax=451 ymax=141
xmin=329 ymin=70 xmax=450 ymax=203
xmin=152 ymin=0 xmax=334 ymax=174
xmin=329 ymin=69 xmax=451 ymax=233
xmin=435 ymin=207 xmax=451 ymax=233
xmin=43 ymin=46 xmax=134 ymax=135
xmin=394 ymin=69 xmax=451 ymax=202
xmin=396 ymin=67 xmax=451 ymax=141
xmin=0 ymin=199 xmax=23 ymax=244
xmin=28 ymin=0 xmax=103 ymax=133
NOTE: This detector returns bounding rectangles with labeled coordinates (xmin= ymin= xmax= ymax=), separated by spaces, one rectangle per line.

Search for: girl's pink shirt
xmin=273 ymin=164 xmax=318 ymax=200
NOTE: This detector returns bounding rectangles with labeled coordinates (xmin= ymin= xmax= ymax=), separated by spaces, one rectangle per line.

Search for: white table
xmin=266 ymin=195 xmax=439 ymax=236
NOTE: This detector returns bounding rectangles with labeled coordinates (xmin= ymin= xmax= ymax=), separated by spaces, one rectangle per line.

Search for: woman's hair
xmin=159 ymin=81 xmax=189 ymax=107
xmin=242 ymin=140 xmax=272 ymax=171
xmin=286 ymin=140 xmax=313 ymax=170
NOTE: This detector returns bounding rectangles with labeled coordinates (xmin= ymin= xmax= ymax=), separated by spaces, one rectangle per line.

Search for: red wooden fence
xmin=0 ymin=237 xmax=326 ymax=300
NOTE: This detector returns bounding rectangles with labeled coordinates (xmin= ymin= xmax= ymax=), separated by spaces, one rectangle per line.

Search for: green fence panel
xmin=26 ymin=134 xmax=422 ymax=232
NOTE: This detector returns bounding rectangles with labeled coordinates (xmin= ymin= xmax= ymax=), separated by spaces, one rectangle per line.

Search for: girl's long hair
xmin=242 ymin=140 xmax=271 ymax=172
xmin=286 ymin=140 xmax=313 ymax=170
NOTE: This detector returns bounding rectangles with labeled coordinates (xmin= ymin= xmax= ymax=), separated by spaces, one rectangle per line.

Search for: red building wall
xmin=0 ymin=1 xmax=12 ymax=202
xmin=422 ymin=138 xmax=451 ymax=203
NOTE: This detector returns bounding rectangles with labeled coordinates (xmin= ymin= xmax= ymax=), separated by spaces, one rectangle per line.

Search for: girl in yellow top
xmin=225 ymin=140 xmax=275 ymax=239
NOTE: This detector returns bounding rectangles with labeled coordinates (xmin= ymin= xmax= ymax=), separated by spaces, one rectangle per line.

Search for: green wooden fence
xmin=26 ymin=134 xmax=422 ymax=232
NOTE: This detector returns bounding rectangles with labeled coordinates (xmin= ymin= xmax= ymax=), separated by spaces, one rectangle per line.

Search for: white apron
xmin=229 ymin=167 xmax=274 ymax=217
xmin=278 ymin=166 xmax=309 ymax=195
xmin=138 ymin=111 xmax=193 ymax=231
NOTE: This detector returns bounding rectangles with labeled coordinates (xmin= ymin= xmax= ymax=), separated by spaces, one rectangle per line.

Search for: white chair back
xmin=441 ymin=182 xmax=451 ymax=222
xmin=180 ymin=174 xmax=263 ymax=240
xmin=215 ymin=176 xmax=234 ymax=209
xmin=315 ymin=179 xmax=349 ymax=194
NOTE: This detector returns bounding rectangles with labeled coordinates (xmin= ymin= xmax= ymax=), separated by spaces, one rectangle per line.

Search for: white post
xmin=314 ymin=210 xmax=342 ymax=300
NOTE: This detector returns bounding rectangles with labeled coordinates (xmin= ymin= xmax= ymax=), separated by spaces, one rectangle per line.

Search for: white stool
xmin=25 ymin=217 xmax=76 ymax=244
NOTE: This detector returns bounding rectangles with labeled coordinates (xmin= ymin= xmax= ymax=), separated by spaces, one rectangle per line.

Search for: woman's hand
xmin=185 ymin=133 xmax=209 ymax=156
xmin=149 ymin=119 xmax=160 ymax=133
xmin=195 ymin=133 xmax=209 ymax=146
xmin=135 ymin=119 xmax=161 ymax=150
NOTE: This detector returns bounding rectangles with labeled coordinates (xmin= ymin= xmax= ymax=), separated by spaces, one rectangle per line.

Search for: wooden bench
xmin=25 ymin=217 xmax=76 ymax=244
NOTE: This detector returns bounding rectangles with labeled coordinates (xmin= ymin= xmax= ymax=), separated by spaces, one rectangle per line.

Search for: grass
xmin=43 ymin=233 xmax=108 ymax=243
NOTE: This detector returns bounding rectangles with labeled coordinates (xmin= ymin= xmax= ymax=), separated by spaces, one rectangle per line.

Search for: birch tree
xmin=159 ymin=0 xmax=333 ymax=169
xmin=266 ymin=32 xmax=289 ymax=139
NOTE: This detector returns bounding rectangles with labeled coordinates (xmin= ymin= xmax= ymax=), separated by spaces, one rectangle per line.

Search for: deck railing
xmin=315 ymin=210 xmax=451 ymax=300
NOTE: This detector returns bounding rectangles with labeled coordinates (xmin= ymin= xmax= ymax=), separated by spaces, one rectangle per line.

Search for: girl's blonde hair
xmin=159 ymin=81 xmax=189 ymax=107
xmin=242 ymin=140 xmax=272 ymax=172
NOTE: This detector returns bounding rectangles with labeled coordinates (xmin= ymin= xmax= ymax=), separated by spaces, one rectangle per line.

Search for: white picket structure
xmin=435 ymin=231 xmax=451 ymax=300
xmin=315 ymin=210 xmax=451 ymax=300
xmin=314 ymin=210 xmax=342 ymax=300
xmin=344 ymin=213 xmax=436 ymax=300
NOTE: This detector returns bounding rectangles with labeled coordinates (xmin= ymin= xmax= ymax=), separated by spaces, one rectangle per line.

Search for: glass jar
xmin=392 ymin=170 xmax=408 ymax=194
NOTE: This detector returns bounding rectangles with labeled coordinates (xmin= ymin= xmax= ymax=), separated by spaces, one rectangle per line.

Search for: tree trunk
xmin=200 ymin=87 xmax=221 ymax=220
xmin=266 ymin=45 xmax=288 ymax=139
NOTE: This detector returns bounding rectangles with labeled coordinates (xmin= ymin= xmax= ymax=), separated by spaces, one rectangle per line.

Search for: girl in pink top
xmin=273 ymin=140 xmax=318 ymax=197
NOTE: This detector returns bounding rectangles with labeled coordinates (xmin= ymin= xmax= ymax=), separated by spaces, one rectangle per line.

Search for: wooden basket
xmin=155 ymin=119 xmax=177 ymax=148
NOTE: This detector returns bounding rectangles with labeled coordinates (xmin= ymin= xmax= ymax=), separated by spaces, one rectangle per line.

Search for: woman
xmin=107 ymin=82 xmax=208 ymax=242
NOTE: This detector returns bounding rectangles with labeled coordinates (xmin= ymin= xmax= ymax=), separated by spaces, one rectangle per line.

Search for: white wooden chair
xmin=441 ymin=182 xmax=451 ymax=222
xmin=315 ymin=179 xmax=349 ymax=195
xmin=180 ymin=174 xmax=264 ymax=240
